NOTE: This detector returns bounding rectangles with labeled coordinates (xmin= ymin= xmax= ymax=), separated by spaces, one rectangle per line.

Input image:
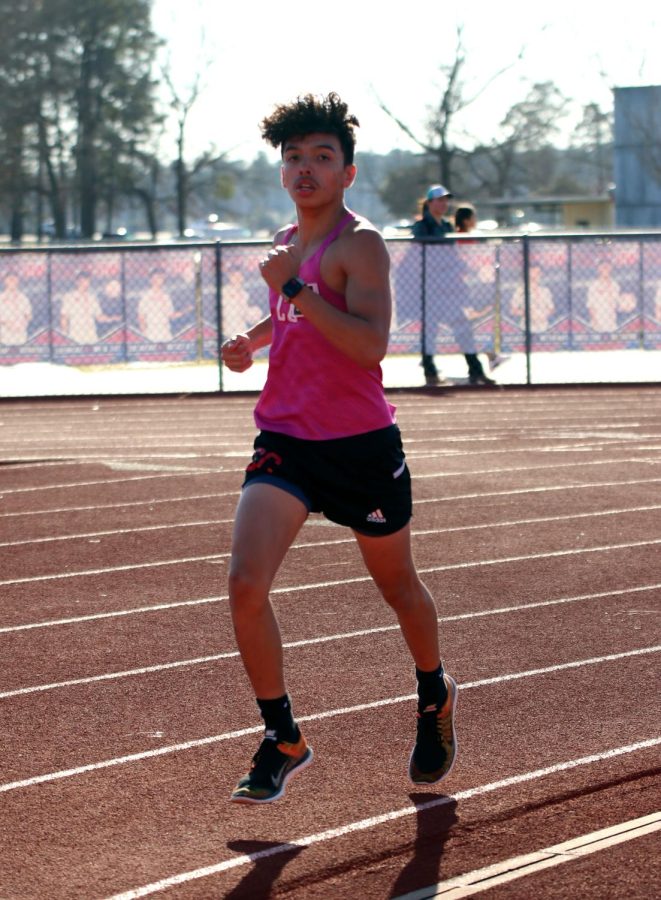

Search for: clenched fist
xmin=221 ymin=333 xmax=253 ymax=372
xmin=258 ymin=243 xmax=302 ymax=292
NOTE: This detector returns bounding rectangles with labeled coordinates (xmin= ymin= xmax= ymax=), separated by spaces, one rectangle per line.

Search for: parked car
xmin=382 ymin=220 xmax=414 ymax=237
xmin=42 ymin=222 xmax=82 ymax=240
xmin=100 ymin=227 xmax=131 ymax=240
xmin=184 ymin=216 xmax=251 ymax=240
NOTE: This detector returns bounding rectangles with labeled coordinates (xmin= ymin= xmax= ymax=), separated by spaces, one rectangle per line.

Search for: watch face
xmin=282 ymin=277 xmax=305 ymax=299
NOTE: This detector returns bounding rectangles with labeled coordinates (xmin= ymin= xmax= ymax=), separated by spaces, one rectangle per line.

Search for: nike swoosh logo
xmin=392 ymin=460 xmax=406 ymax=479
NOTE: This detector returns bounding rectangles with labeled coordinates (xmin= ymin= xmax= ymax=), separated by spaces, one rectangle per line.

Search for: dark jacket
xmin=411 ymin=211 xmax=454 ymax=240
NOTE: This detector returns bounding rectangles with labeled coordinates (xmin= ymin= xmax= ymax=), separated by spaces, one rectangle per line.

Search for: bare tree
xmin=374 ymin=25 xmax=525 ymax=189
xmin=161 ymin=61 xmax=204 ymax=237
xmin=160 ymin=28 xmax=237 ymax=237
xmin=573 ymin=103 xmax=612 ymax=190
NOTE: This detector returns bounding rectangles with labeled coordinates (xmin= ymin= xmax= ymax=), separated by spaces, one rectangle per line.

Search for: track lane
xmin=1 ymin=388 xmax=660 ymax=898
xmin=0 ymin=681 xmax=658 ymax=898
xmin=0 ymin=598 xmax=658 ymax=787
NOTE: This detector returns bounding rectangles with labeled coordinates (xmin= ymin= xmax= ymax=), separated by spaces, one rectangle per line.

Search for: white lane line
xmin=0 ymin=518 xmax=236 ymax=548
xmin=0 ymin=437 xmax=244 ymax=448
xmin=3 ymin=541 xmax=661 ymax=633
xmin=3 ymin=534 xmax=661 ymax=590
xmin=393 ymin=813 xmax=661 ymax=899
xmin=0 ymin=552 xmax=229 ymax=586
xmin=3 ymin=503 xmax=660 ymax=549
xmin=418 ymin=476 xmax=661 ymax=503
xmin=103 ymin=739 xmax=661 ymax=900
xmin=2 ymin=587 xmax=660 ymax=698
xmin=1 ymin=647 xmax=658 ymax=796
xmin=2 ymin=476 xmax=659 ymax=521
xmin=2 ymin=454 xmax=659 ymax=497
xmin=0 ymin=491 xmax=237 ymax=520
xmin=1 ymin=417 xmax=656 ymax=444
xmin=0 ymin=452 xmax=243 ymax=468
xmin=0 ymin=439 xmax=658 ymax=474
xmin=400 ymin=408 xmax=660 ymax=420
xmin=0 ymin=468 xmax=233 ymax=496
xmin=0 ymin=400 xmax=649 ymax=421
xmin=406 ymin=438 xmax=661 ymax=455
xmin=416 ymin=456 xmax=661 ymax=482
xmin=1 ymin=414 xmax=655 ymax=439
xmin=1 ymin=440 xmax=653 ymax=462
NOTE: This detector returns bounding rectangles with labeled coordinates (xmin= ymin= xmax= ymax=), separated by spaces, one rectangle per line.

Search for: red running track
xmin=0 ymin=386 xmax=660 ymax=899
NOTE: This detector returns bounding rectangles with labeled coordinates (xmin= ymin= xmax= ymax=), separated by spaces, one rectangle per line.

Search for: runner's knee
xmin=376 ymin=570 xmax=424 ymax=613
xmin=228 ymin=564 xmax=271 ymax=613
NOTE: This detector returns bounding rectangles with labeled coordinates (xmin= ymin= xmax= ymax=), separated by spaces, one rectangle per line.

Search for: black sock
xmin=422 ymin=354 xmax=438 ymax=377
xmin=416 ymin=664 xmax=448 ymax=712
xmin=256 ymin=694 xmax=299 ymax=743
xmin=465 ymin=353 xmax=484 ymax=377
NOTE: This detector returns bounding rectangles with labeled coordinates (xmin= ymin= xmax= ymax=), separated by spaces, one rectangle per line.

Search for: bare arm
xmin=171 ymin=306 xmax=193 ymax=320
xmin=259 ymin=226 xmax=391 ymax=369
xmin=221 ymin=314 xmax=273 ymax=372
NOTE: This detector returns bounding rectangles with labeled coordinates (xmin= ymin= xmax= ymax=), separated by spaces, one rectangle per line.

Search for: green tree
xmin=0 ymin=1 xmax=44 ymax=239
xmin=571 ymin=102 xmax=613 ymax=193
xmin=0 ymin=0 xmax=161 ymax=239
xmin=66 ymin=0 xmax=161 ymax=237
xmin=467 ymin=82 xmax=569 ymax=197
xmin=378 ymin=156 xmax=433 ymax=220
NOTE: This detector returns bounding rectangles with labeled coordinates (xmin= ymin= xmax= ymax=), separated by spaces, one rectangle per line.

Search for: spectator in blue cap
xmin=411 ymin=185 xmax=454 ymax=385
xmin=412 ymin=185 xmax=454 ymax=241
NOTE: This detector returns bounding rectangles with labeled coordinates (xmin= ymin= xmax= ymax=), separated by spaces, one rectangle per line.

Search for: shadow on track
xmin=224 ymin=839 xmax=304 ymax=899
xmin=389 ymin=794 xmax=458 ymax=898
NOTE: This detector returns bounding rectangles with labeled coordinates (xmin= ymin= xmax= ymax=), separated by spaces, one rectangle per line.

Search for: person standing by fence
xmin=411 ymin=185 xmax=454 ymax=386
xmin=455 ymin=204 xmax=509 ymax=378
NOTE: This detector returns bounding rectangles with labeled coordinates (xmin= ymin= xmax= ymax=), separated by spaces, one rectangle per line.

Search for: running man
xmin=221 ymin=93 xmax=457 ymax=804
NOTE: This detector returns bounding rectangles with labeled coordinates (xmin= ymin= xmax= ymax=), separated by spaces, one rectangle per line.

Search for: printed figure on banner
xmin=59 ymin=271 xmax=121 ymax=344
xmin=0 ymin=272 xmax=32 ymax=345
xmin=137 ymin=268 xmax=193 ymax=342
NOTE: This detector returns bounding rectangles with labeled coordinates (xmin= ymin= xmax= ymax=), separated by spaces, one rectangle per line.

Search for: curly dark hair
xmin=260 ymin=92 xmax=359 ymax=165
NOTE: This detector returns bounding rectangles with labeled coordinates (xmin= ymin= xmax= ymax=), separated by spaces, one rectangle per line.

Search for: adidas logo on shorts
xmin=366 ymin=508 xmax=387 ymax=524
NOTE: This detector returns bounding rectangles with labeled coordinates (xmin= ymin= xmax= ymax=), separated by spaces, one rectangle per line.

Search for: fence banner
xmin=123 ymin=249 xmax=199 ymax=362
xmin=569 ymin=241 xmax=642 ymax=350
xmin=517 ymin=241 xmax=570 ymax=351
xmin=50 ymin=251 xmax=125 ymax=364
xmin=388 ymin=241 xmax=422 ymax=353
xmin=642 ymin=241 xmax=661 ymax=350
xmin=0 ymin=252 xmax=52 ymax=364
xmin=1 ymin=234 xmax=661 ymax=375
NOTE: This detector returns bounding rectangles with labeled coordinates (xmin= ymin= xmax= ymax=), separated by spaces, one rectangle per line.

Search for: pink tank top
xmin=254 ymin=211 xmax=396 ymax=440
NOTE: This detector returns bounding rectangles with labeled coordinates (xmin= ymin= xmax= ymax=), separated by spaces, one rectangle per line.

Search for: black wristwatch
xmin=281 ymin=277 xmax=306 ymax=300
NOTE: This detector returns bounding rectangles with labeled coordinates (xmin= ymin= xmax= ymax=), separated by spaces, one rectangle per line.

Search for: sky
xmin=151 ymin=0 xmax=661 ymax=164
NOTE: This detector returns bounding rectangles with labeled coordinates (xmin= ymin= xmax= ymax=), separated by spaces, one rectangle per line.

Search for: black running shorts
xmin=242 ymin=425 xmax=412 ymax=536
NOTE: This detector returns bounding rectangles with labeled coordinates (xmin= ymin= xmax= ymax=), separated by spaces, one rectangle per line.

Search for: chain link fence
xmin=390 ymin=235 xmax=661 ymax=356
xmin=1 ymin=233 xmax=660 ymax=394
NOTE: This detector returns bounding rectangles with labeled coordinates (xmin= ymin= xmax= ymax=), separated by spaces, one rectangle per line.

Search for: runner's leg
xmin=228 ymin=482 xmax=308 ymax=699
xmin=352 ymin=523 xmax=440 ymax=670
xmin=354 ymin=523 xmax=458 ymax=784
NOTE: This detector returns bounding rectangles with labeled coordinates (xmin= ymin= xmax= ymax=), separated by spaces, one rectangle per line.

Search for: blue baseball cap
xmin=426 ymin=184 xmax=453 ymax=200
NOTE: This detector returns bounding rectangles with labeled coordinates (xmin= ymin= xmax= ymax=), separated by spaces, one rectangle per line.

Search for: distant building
xmin=613 ymin=85 xmax=661 ymax=227
xmin=477 ymin=195 xmax=614 ymax=230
